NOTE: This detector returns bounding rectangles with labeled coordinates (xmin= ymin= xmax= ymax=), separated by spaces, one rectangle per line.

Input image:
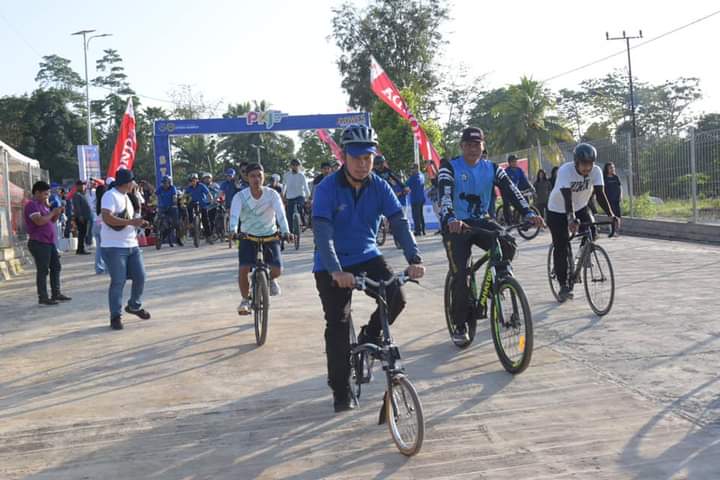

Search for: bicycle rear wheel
xmin=293 ymin=212 xmax=301 ymax=250
xmin=517 ymin=206 xmax=541 ymax=240
xmin=443 ymin=271 xmax=476 ymax=348
xmin=253 ymin=270 xmax=270 ymax=346
xmin=386 ymin=374 xmax=424 ymax=457
xmin=491 ymin=276 xmax=533 ymax=374
xmin=583 ymin=244 xmax=615 ymax=316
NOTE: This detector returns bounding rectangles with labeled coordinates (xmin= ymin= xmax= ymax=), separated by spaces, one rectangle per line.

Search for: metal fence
xmin=491 ymin=128 xmax=720 ymax=224
xmin=0 ymin=144 xmax=50 ymax=249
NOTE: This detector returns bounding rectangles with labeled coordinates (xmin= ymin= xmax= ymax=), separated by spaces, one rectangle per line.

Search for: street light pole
xmin=71 ymin=30 xmax=112 ymax=146
xmin=250 ymin=144 xmax=266 ymax=165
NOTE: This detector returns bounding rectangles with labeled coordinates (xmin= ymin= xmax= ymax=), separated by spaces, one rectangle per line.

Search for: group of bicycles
xmin=216 ymin=187 xmax=618 ymax=457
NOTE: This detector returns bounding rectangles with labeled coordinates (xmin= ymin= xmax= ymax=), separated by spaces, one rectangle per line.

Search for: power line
xmin=542 ymin=8 xmax=720 ymax=83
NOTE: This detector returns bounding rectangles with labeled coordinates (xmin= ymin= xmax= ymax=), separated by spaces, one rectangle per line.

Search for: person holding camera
xmin=100 ymin=169 xmax=151 ymax=330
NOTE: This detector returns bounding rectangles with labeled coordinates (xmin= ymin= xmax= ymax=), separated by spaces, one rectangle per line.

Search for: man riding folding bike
xmin=439 ymin=127 xmax=544 ymax=345
xmin=228 ymin=163 xmax=293 ymax=315
xmin=546 ymin=143 xmax=620 ymax=302
xmin=312 ymin=123 xmax=424 ymax=413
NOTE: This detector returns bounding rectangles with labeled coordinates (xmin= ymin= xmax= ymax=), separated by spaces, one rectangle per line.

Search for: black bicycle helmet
xmin=573 ymin=143 xmax=597 ymax=163
xmin=341 ymin=124 xmax=378 ymax=147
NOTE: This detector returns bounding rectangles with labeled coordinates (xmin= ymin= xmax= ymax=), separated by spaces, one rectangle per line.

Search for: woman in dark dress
xmin=533 ymin=169 xmax=551 ymax=218
xmin=603 ymin=162 xmax=623 ymax=217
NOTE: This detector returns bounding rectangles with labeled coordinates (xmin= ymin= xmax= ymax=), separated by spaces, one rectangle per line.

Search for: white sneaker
xmin=269 ymin=279 xmax=281 ymax=296
xmin=237 ymin=298 xmax=252 ymax=315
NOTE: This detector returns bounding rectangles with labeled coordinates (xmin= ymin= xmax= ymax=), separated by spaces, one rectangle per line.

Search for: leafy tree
xmin=330 ymin=0 xmax=448 ymax=112
xmin=582 ymin=122 xmax=613 ymax=142
xmin=465 ymin=87 xmax=510 ymax=152
xmin=19 ymin=89 xmax=85 ymax=180
xmin=556 ymin=88 xmax=589 ymax=139
xmin=0 ymin=95 xmax=31 ymax=148
xmin=440 ymin=67 xmax=485 ymax=157
xmin=34 ymin=54 xmax=84 ymax=106
xmin=489 ymin=76 xmax=573 ymax=152
xmin=297 ymin=131 xmax=332 ymax=173
xmin=640 ymin=78 xmax=702 ymax=137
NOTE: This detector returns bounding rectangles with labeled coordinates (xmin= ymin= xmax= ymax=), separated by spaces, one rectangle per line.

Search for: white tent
xmin=0 ymin=139 xmax=41 ymax=168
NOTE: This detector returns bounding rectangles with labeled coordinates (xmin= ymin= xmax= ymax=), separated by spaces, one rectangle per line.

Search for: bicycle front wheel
xmin=547 ymin=245 xmax=562 ymax=301
xmin=495 ymin=204 xmax=506 ymax=225
xmin=491 ymin=276 xmax=533 ymax=374
xmin=376 ymin=221 xmax=387 ymax=246
xmin=386 ymin=374 xmax=424 ymax=456
xmin=253 ymin=270 xmax=270 ymax=346
xmin=517 ymin=206 xmax=541 ymax=240
xmin=583 ymin=244 xmax=615 ymax=316
xmin=193 ymin=217 xmax=200 ymax=248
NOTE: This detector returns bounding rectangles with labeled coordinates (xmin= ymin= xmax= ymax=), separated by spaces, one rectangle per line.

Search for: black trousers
xmin=28 ymin=239 xmax=61 ymax=300
xmin=75 ymin=219 xmax=88 ymax=253
xmin=411 ymin=202 xmax=425 ymax=235
xmin=314 ymin=256 xmax=406 ymax=394
xmin=442 ymin=218 xmax=516 ymax=327
xmin=546 ymin=207 xmax=593 ymax=287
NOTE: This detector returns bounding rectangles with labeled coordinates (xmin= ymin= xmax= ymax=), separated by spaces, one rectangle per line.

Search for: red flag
xmin=107 ymin=98 xmax=137 ymax=177
xmin=316 ymin=129 xmax=344 ymax=165
xmin=369 ymin=56 xmax=441 ymax=168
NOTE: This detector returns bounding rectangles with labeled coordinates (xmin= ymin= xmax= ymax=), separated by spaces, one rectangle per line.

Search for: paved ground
xmin=1 ymin=230 xmax=719 ymax=479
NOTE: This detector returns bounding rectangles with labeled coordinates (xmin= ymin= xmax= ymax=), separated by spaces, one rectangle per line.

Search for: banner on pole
xmin=107 ymin=98 xmax=137 ymax=177
xmin=77 ymin=145 xmax=101 ymax=180
xmin=369 ymin=56 xmax=441 ymax=168
xmin=316 ymin=129 xmax=344 ymax=164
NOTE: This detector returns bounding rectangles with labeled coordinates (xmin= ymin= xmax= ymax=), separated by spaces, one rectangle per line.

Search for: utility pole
xmin=607 ymin=30 xmax=642 ymax=205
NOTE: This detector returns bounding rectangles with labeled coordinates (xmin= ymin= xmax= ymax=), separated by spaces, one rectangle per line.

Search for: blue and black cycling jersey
xmin=504 ymin=166 xmax=532 ymax=191
xmin=437 ymin=156 xmax=531 ymax=227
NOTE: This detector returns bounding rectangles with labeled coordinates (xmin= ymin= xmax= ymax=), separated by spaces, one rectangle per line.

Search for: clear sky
xmin=1 ymin=0 xmax=719 ymax=125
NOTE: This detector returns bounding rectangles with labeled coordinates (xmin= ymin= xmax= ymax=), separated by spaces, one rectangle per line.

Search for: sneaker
xmin=558 ymin=286 xmax=574 ymax=303
xmin=124 ymin=305 xmax=151 ymax=320
xmin=177 ymin=239 xmax=184 ymax=247
xmin=110 ymin=315 xmax=124 ymax=330
xmin=237 ymin=298 xmax=252 ymax=315
xmin=357 ymin=325 xmax=382 ymax=347
xmin=452 ymin=325 xmax=470 ymax=345
xmin=39 ymin=298 xmax=59 ymax=306
xmin=269 ymin=279 xmax=281 ymax=296
xmin=51 ymin=293 xmax=72 ymax=302
xmin=333 ymin=390 xmax=357 ymax=413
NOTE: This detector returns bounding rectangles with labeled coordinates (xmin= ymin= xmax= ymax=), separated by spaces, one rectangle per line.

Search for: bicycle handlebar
xmin=353 ymin=271 xmax=417 ymax=291
xmin=570 ymin=220 xmax=617 ymax=240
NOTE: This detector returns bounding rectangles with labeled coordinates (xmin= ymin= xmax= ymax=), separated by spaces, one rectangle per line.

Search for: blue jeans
xmin=93 ymin=222 xmax=106 ymax=274
xmin=103 ymin=247 xmax=146 ymax=318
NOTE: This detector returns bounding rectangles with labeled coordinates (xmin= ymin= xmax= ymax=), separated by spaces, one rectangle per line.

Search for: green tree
xmin=0 ymin=95 xmax=31 ymax=148
xmin=465 ymin=87 xmax=511 ymax=153
xmin=330 ymin=0 xmax=448 ymax=112
xmin=582 ymin=122 xmax=613 ymax=142
xmin=556 ymin=88 xmax=589 ymax=139
xmin=490 ymin=76 xmax=573 ymax=152
xmin=19 ymin=89 xmax=85 ymax=180
xmin=641 ymin=78 xmax=702 ymax=137
xmin=440 ymin=68 xmax=485 ymax=158
xmin=297 ymin=130 xmax=332 ymax=173
xmin=133 ymin=106 xmax=168 ymax=182
xmin=34 ymin=54 xmax=84 ymax=106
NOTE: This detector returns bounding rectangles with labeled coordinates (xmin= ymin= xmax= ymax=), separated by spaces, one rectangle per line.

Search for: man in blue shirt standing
xmin=502 ymin=154 xmax=534 ymax=224
xmin=312 ymin=124 xmax=425 ymax=413
xmin=156 ymin=175 xmax=182 ymax=247
xmin=185 ymin=173 xmax=213 ymax=244
xmin=407 ymin=163 xmax=426 ymax=236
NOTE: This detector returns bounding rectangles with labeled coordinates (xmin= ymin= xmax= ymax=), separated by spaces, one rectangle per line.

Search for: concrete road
xmin=1 ymin=231 xmax=718 ymax=479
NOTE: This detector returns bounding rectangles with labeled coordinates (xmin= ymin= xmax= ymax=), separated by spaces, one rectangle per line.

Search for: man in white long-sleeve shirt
xmin=229 ymin=163 xmax=293 ymax=315
xmin=282 ymin=158 xmax=310 ymax=227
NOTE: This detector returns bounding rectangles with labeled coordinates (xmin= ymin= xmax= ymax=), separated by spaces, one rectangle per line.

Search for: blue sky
xmin=1 ymin=0 xmax=719 ymax=125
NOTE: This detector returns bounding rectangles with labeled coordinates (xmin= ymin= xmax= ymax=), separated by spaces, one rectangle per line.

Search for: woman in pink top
xmin=24 ymin=181 xmax=72 ymax=305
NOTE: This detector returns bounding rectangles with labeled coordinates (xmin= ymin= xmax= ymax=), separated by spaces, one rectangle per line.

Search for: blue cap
xmin=345 ymin=144 xmax=378 ymax=157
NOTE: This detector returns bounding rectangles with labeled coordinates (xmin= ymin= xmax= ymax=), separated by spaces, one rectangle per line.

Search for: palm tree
xmin=492 ymin=76 xmax=573 ymax=152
